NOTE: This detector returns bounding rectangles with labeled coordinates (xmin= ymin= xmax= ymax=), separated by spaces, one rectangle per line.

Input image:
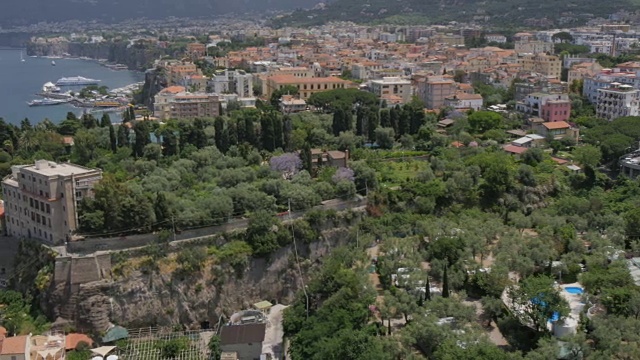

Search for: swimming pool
xmin=565 ymin=287 xmax=584 ymax=295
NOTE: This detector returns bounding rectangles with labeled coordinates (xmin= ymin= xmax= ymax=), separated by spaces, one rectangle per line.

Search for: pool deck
xmin=549 ymin=282 xmax=585 ymax=334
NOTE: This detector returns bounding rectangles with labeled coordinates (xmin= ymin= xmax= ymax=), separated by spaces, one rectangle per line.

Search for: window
xmin=30 ymin=198 xmax=33 ymax=207
xmin=46 ymin=204 xmax=50 ymax=214
xmin=39 ymin=190 xmax=43 ymax=196
xmin=63 ymin=206 xmax=65 ymax=212
xmin=60 ymin=193 xmax=64 ymax=198
xmin=40 ymin=201 xmax=44 ymax=211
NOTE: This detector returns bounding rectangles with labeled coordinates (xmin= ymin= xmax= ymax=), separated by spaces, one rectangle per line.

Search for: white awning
xmin=91 ymin=346 xmax=116 ymax=357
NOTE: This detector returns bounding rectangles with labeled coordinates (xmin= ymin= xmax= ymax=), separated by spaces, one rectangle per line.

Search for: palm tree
xmin=18 ymin=131 xmax=36 ymax=153
xmin=3 ymin=140 xmax=14 ymax=154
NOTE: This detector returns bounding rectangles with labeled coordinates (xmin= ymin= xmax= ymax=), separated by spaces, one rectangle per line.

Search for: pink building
xmin=541 ymin=99 xmax=572 ymax=122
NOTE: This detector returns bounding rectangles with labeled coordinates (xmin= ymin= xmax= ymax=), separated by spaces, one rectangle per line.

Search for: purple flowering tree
xmin=270 ymin=153 xmax=302 ymax=179
xmin=332 ymin=167 xmax=355 ymax=184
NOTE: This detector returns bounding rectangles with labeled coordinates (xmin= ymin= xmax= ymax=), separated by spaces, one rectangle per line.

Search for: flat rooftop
xmin=19 ymin=161 xmax=99 ymax=177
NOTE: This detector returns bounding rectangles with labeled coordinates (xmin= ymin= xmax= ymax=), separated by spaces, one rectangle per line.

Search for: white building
xmin=369 ymin=77 xmax=413 ymax=104
xmin=209 ymin=70 xmax=253 ymax=97
xmin=2 ymin=160 xmax=102 ymax=244
xmin=595 ymin=83 xmax=640 ymax=121
xmin=486 ymin=34 xmax=507 ymax=44
xmin=443 ymin=93 xmax=484 ymax=110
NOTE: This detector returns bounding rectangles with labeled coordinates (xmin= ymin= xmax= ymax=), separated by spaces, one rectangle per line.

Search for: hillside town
xmin=2 ymin=7 xmax=640 ymax=360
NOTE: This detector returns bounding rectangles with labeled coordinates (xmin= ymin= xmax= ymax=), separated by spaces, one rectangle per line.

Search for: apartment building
xmin=369 ymin=77 xmax=413 ymax=104
xmin=417 ymin=76 xmax=457 ymax=110
xmin=1 ymin=160 xmax=102 ymax=244
xmin=583 ymin=68 xmax=640 ymax=103
xmin=568 ymin=62 xmax=603 ymax=84
xmin=514 ymin=40 xmax=554 ymax=54
xmin=595 ymin=83 xmax=640 ymax=121
xmin=170 ymin=94 xmax=220 ymax=120
xmin=165 ymin=61 xmax=202 ymax=86
xmin=153 ymin=86 xmax=186 ymax=118
xmin=264 ymin=75 xmax=355 ymax=100
xmin=516 ymin=93 xmax=571 ymax=122
xmin=517 ymin=53 xmax=562 ymax=79
xmin=209 ymin=70 xmax=253 ymax=97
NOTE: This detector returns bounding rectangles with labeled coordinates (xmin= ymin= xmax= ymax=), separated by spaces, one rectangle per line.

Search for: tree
xmin=260 ymin=113 xmax=276 ymax=151
xmin=270 ymin=85 xmax=299 ymax=107
xmin=100 ymin=113 xmax=112 ymax=127
xmin=245 ymin=210 xmax=280 ymax=256
xmin=133 ymin=121 xmax=151 ymax=158
xmin=208 ymin=335 xmax=222 ymax=360
xmin=573 ymin=144 xmax=602 ymax=169
xmin=442 ymin=265 xmax=450 ymax=298
xmin=108 ymin=123 xmax=117 ymax=153
xmin=374 ymin=127 xmax=395 ymax=149
xmin=332 ymin=108 xmax=350 ymax=136
xmin=214 ymin=117 xmax=225 ymax=151
xmin=468 ymin=111 xmax=503 ymax=133
xmin=154 ymin=192 xmax=172 ymax=225
xmin=508 ymin=275 xmax=569 ymax=333
xmin=301 ymin=142 xmax=312 ymax=173
xmin=270 ymin=153 xmax=302 ymax=179
xmin=117 ymin=125 xmax=130 ymax=148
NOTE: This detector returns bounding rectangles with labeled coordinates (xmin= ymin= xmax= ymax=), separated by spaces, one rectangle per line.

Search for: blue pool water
xmin=565 ymin=287 xmax=584 ymax=295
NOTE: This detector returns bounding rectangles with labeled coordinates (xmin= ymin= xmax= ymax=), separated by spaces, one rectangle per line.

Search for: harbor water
xmin=0 ymin=49 xmax=145 ymax=125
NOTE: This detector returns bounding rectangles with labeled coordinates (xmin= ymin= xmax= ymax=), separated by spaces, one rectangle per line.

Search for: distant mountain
xmin=0 ymin=0 xmax=323 ymax=26
xmin=272 ymin=0 xmax=639 ymax=28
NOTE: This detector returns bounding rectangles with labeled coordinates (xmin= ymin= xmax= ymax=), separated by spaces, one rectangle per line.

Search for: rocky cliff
xmin=47 ymin=222 xmax=356 ymax=333
xmin=26 ymin=41 xmax=175 ymax=71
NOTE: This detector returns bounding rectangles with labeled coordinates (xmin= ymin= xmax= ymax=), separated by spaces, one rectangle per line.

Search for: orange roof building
xmin=65 ymin=333 xmax=94 ymax=350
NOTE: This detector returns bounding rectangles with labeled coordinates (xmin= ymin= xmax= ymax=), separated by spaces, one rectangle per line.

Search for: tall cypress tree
xmin=109 ymin=123 xmax=117 ymax=153
xmin=100 ymin=113 xmax=112 ymax=128
xmin=380 ymin=109 xmax=391 ymax=128
xmin=332 ymin=108 xmax=345 ymax=136
xmin=117 ymin=125 xmax=129 ymax=148
xmin=367 ymin=109 xmax=380 ymax=141
xmin=133 ymin=121 xmax=150 ymax=158
xmin=390 ymin=106 xmax=400 ymax=134
xmin=245 ymin=116 xmax=256 ymax=147
xmin=260 ymin=114 xmax=275 ymax=152
xmin=301 ymin=142 xmax=312 ymax=173
xmin=425 ymin=276 xmax=431 ymax=302
xmin=273 ymin=115 xmax=284 ymax=150
xmin=283 ymin=115 xmax=293 ymax=151
xmin=355 ymin=107 xmax=365 ymax=136
xmin=214 ymin=116 xmax=225 ymax=151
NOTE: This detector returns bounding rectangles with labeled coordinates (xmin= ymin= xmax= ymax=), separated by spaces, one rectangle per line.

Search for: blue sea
xmin=0 ymin=49 xmax=144 ymax=126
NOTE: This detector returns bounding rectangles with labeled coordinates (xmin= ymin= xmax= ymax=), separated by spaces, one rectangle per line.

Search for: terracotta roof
xmin=327 ymin=150 xmax=347 ymax=159
xmin=268 ymin=75 xmax=352 ymax=85
xmin=220 ymin=324 xmax=266 ymax=345
xmin=0 ymin=335 xmax=28 ymax=355
xmin=551 ymin=157 xmax=569 ymax=165
xmin=503 ymin=144 xmax=528 ymax=154
xmin=451 ymin=141 xmax=465 ymax=148
xmin=543 ymin=121 xmax=570 ymax=130
xmin=160 ymin=86 xmax=186 ymax=94
xmin=65 ymin=333 xmax=94 ymax=350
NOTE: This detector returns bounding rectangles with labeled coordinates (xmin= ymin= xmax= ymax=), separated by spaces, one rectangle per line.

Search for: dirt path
xmin=463 ymin=299 xmax=508 ymax=347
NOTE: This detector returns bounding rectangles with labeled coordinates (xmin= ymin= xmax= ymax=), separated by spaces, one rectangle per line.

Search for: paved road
xmin=62 ymin=198 xmax=367 ymax=257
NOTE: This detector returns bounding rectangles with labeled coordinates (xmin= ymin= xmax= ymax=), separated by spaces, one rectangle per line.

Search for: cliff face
xmin=26 ymin=41 xmax=174 ymax=71
xmin=48 ymin=227 xmax=353 ymax=332
xmin=137 ymin=68 xmax=168 ymax=108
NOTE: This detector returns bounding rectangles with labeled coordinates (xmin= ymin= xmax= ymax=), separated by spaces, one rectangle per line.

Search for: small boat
xmin=51 ymin=60 xmax=56 ymax=66
xmin=20 ymin=51 xmax=25 ymax=63
xmin=42 ymin=82 xmax=61 ymax=93
xmin=28 ymin=99 xmax=68 ymax=107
